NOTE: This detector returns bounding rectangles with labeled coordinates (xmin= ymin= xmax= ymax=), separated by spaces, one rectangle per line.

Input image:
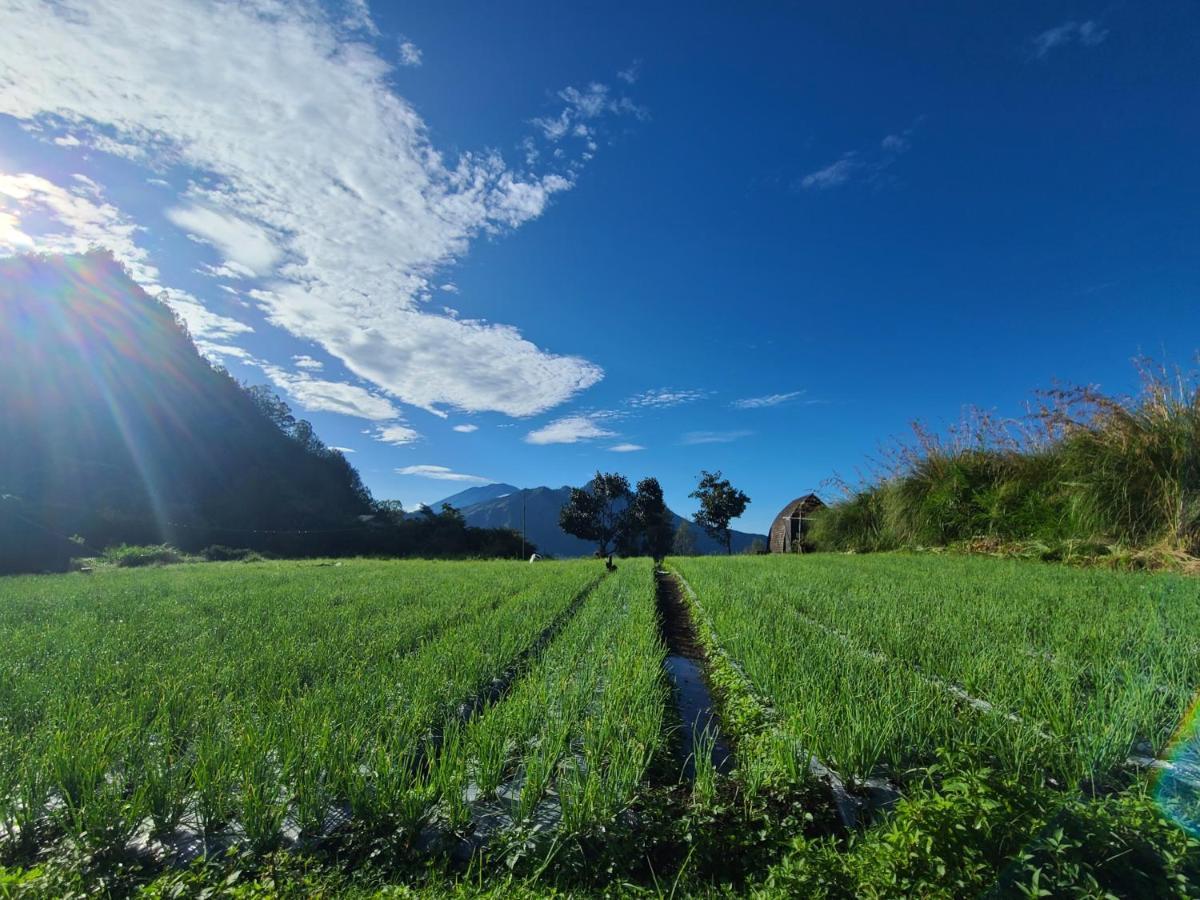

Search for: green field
xmin=2 ymin=555 xmax=1200 ymax=897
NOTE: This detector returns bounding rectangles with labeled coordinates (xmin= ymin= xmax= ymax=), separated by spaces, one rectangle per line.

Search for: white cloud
xmin=398 ymin=38 xmax=422 ymax=67
xmin=166 ymin=204 xmax=282 ymax=276
xmin=627 ymin=387 xmax=710 ymax=408
xmin=800 ymin=117 xmax=922 ymax=192
xmin=0 ymin=0 xmax=620 ymax=420
xmin=534 ymin=82 xmax=647 ymax=143
xmin=292 ymin=354 xmax=324 ymax=371
xmin=0 ymin=171 xmax=157 ymax=283
xmin=525 ymin=414 xmax=616 ymax=445
xmin=0 ymin=170 xmax=261 ymax=359
xmin=164 ymin=289 xmax=254 ymax=341
xmin=452 ymin=423 xmax=478 ymax=433
xmin=396 ymin=464 xmax=488 ymax=483
xmin=681 ymin=430 xmax=752 ymax=445
xmin=609 ymin=442 xmax=644 ymax=452
xmin=800 ymin=156 xmax=858 ymax=191
xmin=617 ymin=61 xmax=641 ymax=85
xmin=330 ymin=446 xmax=356 ymax=453
xmin=259 ymin=363 xmax=402 ymax=421
xmin=1031 ymin=20 xmax=1108 ymax=59
xmin=733 ymin=391 xmax=803 ymax=409
xmin=375 ymin=423 xmax=421 ymax=445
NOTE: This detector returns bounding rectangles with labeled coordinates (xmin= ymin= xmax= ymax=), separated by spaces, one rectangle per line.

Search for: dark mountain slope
xmin=0 ymin=252 xmax=373 ymax=571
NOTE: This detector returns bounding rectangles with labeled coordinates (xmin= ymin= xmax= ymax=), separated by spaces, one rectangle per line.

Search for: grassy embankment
xmin=810 ymin=361 xmax=1200 ymax=570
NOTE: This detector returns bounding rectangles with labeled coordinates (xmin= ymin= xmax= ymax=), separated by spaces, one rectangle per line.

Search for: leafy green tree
xmin=673 ymin=520 xmax=698 ymax=556
xmin=374 ymin=499 xmax=406 ymax=525
xmin=559 ymin=471 xmax=632 ymax=557
xmin=690 ymin=469 xmax=751 ymax=555
xmin=626 ymin=477 xmax=674 ymax=561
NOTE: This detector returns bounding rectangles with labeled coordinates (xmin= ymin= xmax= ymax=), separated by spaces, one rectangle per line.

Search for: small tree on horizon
xmin=559 ymin=471 xmax=632 ymax=558
xmin=627 ymin=476 xmax=673 ymax=561
xmin=672 ymin=520 xmax=697 ymax=556
xmin=690 ymin=469 xmax=750 ymax=555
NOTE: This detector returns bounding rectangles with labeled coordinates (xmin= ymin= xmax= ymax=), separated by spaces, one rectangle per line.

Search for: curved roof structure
xmin=768 ymin=494 xmax=825 ymax=553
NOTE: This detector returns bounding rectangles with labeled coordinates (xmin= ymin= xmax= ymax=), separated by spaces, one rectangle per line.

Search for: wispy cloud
xmin=627 ymin=387 xmax=710 ymax=409
xmin=330 ymin=446 xmax=356 ymax=453
xmin=258 ymin=363 xmax=402 ymax=422
xmin=396 ymin=464 xmax=488 ymax=483
xmin=452 ymin=423 xmax=478 ymax=433
xmin=397 ymin=37 xmax=423 ymax=67
xmin=525 ymin=414 xmax=617 ymax=445
xmin=608 ymin=442 xmax=645 ymax=452
xmin=1030 ymin=20 xmax=1108 ymax=59
xmin=681 ymin=430 xmax=752 ymax=445
xmin=800 ymin=156 xmax=859 ymax=191
xmin=617 ymin=60 xmax=641 ymax=85
xmin=375 ymin=423 xmax=422 ymax=446
xmin=733 ymin=391 xmax=804 ymax=409
xmin=533 ymin=82 xmax=648 ymax=153
xmin=0 ymin=0 xmax=630 ymax=420
xmin=291 ymin=354 xmax=323 ymax=371
xmin=0 ymin=171 xmax=257 ymax=361
xmin=798 ymin=117 xmax=923 ymax=192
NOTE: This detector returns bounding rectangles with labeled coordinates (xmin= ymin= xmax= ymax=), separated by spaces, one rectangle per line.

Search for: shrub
xmin=101 ymin=544 xmax=185 ymax=567
xmin=812 ymin=359 xmax=1200 ymax=562
xmin=200 ymin=544 xmax=261 ymax=562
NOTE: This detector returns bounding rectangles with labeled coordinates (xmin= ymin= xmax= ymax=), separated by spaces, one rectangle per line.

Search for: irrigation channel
xmin=655 ymin=569 xmax=734 ymax=780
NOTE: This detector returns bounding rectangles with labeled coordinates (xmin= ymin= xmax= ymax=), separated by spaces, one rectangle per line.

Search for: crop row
xmin=0 ymin=559 xmax=600 ymax=858
xmin=671 ymin=554 xmax=1200 ymax=787
xmin=423 ymin=558 xmax=668 ymax=843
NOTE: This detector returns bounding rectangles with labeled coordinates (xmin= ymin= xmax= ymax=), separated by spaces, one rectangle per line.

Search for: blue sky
xmin=1 ymin=1 xmax=1197 ymax=533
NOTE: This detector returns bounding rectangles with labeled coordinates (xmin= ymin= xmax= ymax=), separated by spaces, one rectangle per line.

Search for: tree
xmin=690 ymin=469 xmax=750 ymax=555
xmin=559 ymin=471 xmax=632 ymax=558
xmin=672 ymin=519 xmax=697 ymax=556
xmin=375 ymin=499 xmax=406 ymax=525
xmin=627 ymin=477 xmax=674 ymax=561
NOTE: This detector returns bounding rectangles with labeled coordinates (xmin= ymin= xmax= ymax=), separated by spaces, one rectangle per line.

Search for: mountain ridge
xmin=429 ymin=483 xmax=766 ymax=557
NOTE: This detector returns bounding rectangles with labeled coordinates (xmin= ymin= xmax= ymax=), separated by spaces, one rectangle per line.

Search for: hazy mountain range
xmin=427 ymin=483 xmax=767 ymax=557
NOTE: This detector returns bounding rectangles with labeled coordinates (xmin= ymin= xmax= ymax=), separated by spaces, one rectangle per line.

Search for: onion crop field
xmin=671 ymin=554 xmax=1200 ymax=788
xmin=2 ymin=554 xmax=1200 ymax=897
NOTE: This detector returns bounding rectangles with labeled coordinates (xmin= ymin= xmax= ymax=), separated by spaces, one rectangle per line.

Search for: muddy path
xmin=654 ymin=569 xmax=734 ymax=780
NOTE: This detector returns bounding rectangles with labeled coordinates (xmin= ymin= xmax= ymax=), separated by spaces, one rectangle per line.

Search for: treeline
xmin=811 ymin=360 xmax=1200 ymax=566
xmin=0 ymin=252 xmax=524 ymax=574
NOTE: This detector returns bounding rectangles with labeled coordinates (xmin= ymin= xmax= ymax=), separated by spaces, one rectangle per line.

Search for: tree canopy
xmin=559 ymin=472 xmax=632 ymax=557
xmin=690 ymin=469 xmax=751 ymax=555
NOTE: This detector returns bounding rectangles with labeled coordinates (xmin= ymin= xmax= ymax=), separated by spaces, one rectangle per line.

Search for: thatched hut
xmin=768 ymin=494 xmax=825 ymax=553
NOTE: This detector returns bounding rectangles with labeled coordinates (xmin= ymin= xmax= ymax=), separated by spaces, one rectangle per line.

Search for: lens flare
xmin=1154 ymin=694 xmax=1200 ymax=834
xmin=2 ymin=251 xmax=231 ymax=546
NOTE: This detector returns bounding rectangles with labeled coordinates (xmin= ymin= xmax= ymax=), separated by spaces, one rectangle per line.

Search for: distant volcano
xmin=429 ymin=483 xmax=766 ymax=557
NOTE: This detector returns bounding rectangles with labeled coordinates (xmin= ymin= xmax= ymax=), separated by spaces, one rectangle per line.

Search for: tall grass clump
xmin=811 ymin=358 xmax=1200 ymax=563
xmin=1052 ymin=362 xmax=1200 ymax=556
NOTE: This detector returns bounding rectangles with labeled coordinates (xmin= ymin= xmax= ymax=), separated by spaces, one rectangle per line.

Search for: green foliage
xmin=558 ymin=471 xmax=632 ymax=557
xmin=673 ymin=520 xmax=698 ymax=556
xmin=100 ymin=543 xmax=187 ymax=567
xmin=763 ymin=755 xmax=1200 ymax=899
xmin=624 ymin=477 xmax=674 ymax=560
xmin=812 ymin=361 xmax=1200 ymax=564
xmin=201 ymin=544 xmax=263 ymax=562
xmin=690 ymin=470 xmax=751 ymax=555
xmin=674 ymin=553 xmax=1200 ymax=787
